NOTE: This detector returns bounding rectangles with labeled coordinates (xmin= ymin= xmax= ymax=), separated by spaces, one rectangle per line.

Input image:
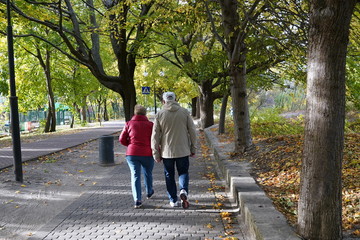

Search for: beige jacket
xmin=151 ymin=101 xmax=196 ymax=160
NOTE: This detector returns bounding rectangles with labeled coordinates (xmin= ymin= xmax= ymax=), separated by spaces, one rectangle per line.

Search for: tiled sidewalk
xmin=28 ymin=140 xmax=246 ymax=240
xmin=0 ymin=122 xmax=122 ymax=170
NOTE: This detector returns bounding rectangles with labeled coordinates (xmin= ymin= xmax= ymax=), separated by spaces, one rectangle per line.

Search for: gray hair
xmin=134 ymin=105 xmax=147 ymax=115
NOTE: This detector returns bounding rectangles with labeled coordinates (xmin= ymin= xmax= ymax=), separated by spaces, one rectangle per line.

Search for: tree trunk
xmin=120 ymin=81 xmax=137 ymax=120
xmin=230 ymin=53 xmax=252 ymax=152
xmin=37 ymin=48 xmax=56 ymax=133
xmin=97 ymin=99 xmax=102 ymax=125
xmin=103 ymin=99 xmax=109 ymax=121
xmin=81 ymin=101 xmax=87 ymax=123
xmin=196 ymin=97 xmax=201 ymax=119
xmin=219 ymin=0 xmax=253 ymax=153
xmin=191 ymin=97 xmax=197 ymax=118
xmin=199 ymin=80 xmax=215 ymax=129
xmin=298 ymin=1 xmax=356 ymax=239
xmin=70 ymin=114 xmax=74 ymax=128
xmin=218 ymin=92 xmax=229 ymax=134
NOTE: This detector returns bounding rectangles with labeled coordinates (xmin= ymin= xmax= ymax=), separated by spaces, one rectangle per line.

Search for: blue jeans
xmin=126 ymin=155 xmax=154 ymax=202
xmin=163 ymin=156 xmax=189 ymax=203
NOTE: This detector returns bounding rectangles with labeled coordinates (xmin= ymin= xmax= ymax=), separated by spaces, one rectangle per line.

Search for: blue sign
xmin=142 ymin=86 xmax=151 ymax=94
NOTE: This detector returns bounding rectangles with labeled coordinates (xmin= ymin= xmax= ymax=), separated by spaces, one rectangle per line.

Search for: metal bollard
xmin=98 ymin=135 xmax=115 ymax=166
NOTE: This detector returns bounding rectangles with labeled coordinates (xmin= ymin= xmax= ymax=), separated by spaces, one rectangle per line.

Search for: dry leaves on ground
xmin=219 ymin=131 xmax=359 ymax=237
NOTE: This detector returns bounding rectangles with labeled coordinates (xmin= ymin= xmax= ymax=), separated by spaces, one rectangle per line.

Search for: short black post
xmin=99 ymin=135 xmax=115 ymax=166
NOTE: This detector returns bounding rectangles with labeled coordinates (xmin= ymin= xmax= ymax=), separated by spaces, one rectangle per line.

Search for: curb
xmin=204 ymin=125 xmax=301 ymax=240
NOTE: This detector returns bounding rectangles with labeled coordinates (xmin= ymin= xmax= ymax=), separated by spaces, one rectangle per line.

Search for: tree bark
xmin=199 ymin=80 xmax=215 ymax=129
xmin=191 ymin=97 xmax=197 ymax=118
xmin=219 ymin=0 xmax=253 ymax=153
xmin=97 ymin=98 xmax=102 ymax=124
xmin=196 ymin=97 xmax=201 ymax=119
xmin=103 ymin=99 xmax=109 ymax=121
xmin=230 ymin=53 xmax=252 ymax=152
xmin=81 ymin=96 xmax=87 ymax=123
xmin=298 ymin=1 xmax=357 ymax=239
xmin=218 ymin=92 xmax=229 ymax=134
xmin=36 ymin=48 xmax=56 ymax=133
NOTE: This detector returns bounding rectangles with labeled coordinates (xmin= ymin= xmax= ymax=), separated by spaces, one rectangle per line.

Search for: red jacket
xmin=119 ymin=115 xmax=153 ymax=156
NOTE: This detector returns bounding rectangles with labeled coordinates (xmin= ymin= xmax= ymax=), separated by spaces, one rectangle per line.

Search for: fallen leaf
xmin=206 ymin=223 xmax=214 ymax=229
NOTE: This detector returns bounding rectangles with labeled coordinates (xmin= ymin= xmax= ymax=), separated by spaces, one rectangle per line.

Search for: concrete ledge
xmin=204 ymin=125 xmax=301 ymax=240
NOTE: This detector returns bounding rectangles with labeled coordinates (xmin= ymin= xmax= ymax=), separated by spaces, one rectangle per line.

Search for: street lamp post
xmin=7 ymin=0 xmax=23 ymax=182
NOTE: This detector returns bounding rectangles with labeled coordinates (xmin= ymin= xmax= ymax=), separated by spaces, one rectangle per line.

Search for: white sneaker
xmin=170 ymin=201 xmax=180 ymax=207
xmin=180 ymin=189 xmax=189 ymax=209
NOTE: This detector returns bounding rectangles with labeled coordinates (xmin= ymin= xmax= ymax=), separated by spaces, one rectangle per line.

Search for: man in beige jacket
xmin=151 ymin=92 xmax=197 ymax=209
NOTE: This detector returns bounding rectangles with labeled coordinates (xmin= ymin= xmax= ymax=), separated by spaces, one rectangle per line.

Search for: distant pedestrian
xmin=151 ymin=92 xmax=196 ymax=209
xmin=119 ymin=105 xmax=155 ymax=209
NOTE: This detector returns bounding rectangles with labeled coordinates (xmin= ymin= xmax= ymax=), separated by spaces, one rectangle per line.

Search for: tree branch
xmin=204 ymin=0 xmax=227 ymax=50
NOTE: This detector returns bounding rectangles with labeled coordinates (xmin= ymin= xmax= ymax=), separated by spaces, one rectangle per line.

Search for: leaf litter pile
xmin=217 ymin=126 xmax=360 ymax=237
xmin=199 ymin=134 xmax=242 ymax=240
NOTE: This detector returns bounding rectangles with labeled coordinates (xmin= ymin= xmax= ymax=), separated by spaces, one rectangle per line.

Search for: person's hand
xmin=155 ymin=158 xmax=162 ymax=163
xmin=190 ymin=153 xmax=195 ymax=157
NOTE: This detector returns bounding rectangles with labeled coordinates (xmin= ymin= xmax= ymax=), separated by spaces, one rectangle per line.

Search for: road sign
xmin=142 ymin=86 xmax=151 ymax=94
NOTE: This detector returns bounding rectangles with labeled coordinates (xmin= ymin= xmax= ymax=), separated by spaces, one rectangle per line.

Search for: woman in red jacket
xmin=119 ymin=105 xmax=154 ymax=208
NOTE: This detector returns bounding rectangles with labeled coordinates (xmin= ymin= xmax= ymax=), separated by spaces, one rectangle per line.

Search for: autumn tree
xmin=298 ymin=0 xmax=358 ymax=239
xmin=0 ymin=0 xmax=155 ymax=121
xmin=21 ymin=34 xmax=58 ymax=132
xmin=54 ymin=61 xmax=105 ymax=126
xmin=206 ymin=0 xmax=307 ymax=152
xmin=141 ymin=1 xmax=227 ymax=129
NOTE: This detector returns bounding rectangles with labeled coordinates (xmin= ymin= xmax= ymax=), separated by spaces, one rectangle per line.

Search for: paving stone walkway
xmin=26 ymin=133 xmax=247 ymax=240
xmin=0 ymin=122 xmax=121 ymax=170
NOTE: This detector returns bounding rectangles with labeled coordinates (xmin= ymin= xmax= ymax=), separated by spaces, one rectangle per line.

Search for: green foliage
xmin=38 ymin=119 xmax=47 ymax=132
xmin=345 ymin=112 xmax=360 ymax=133
xmin=273 ymin=88 xmax=306 ymax=112
xmin=346 ymin=56 xmax=360 ymax=110
xmin=248 ymin=84 xmax=306 ymax=115
xmin=0 ymin=41 xmax=10 ymax=95
xmin=135 ymin=57 xmax=198 ymax=106
xmin=250 ymin=108 xmax=304 ymax=138
xmin=225 ymin=108 xmax=305 ymax=139
xmin=0 ymin=69 xmax=9 ymax=96
xmin=346 ymin=10 xmax=360 ymax=110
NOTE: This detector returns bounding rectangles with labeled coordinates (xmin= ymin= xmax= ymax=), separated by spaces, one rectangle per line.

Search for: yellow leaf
xmin=21 ymin=185 xmax=26 ymax=187
xmin=78 ymin=170 xmax=84 ymax=173
xmin=225 ymin=230 xmax=235 ymax=236
xmin=220 ymin=212 xmax=231 ymax=218
xmin=206 ymin=223 xmax=214 ymax=229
